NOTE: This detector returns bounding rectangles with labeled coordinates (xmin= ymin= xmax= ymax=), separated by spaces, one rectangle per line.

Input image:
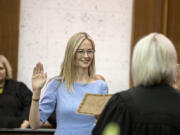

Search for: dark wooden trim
xmin=0 ymin=0 xmax=20 ymax=80
xmin=0 ymin=128 xmax=55 ymax=135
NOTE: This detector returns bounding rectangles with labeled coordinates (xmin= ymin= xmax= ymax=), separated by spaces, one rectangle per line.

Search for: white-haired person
xmin=0 ymin=55 xmax=32 ymax=128
xmin=29 ymin=32 xmax=108 ymax=135
xmin=92 ymin=33 xmax=180 ymax=135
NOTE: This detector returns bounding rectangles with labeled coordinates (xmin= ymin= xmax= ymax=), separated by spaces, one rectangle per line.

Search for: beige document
xmin=76 ymin=93 xmax=113 ymax=116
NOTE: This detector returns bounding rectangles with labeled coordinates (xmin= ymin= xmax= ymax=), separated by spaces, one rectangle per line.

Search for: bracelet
xmin=32 ymin=97 xmax=40 ymax=102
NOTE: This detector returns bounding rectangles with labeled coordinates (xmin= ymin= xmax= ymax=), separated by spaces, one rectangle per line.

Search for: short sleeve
xmin=92 ymin=92 xmax=132 ymax=135
xmin=100 ymin=80 xmax=108 ymax=94
xmin=39 ymin=79 xmax=58 ymax=123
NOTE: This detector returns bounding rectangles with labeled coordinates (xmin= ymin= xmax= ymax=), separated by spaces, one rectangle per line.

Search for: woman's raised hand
xmin=32 ymin=62 xmax=47 ymax=92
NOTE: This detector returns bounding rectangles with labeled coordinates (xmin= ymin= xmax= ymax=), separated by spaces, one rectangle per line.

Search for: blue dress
xmin=39 ymin=77 xmax=108 ymax=135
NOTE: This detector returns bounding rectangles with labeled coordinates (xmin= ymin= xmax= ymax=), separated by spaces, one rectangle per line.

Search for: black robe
xmin=92 ymin=84 xmax=180 ymax=135
xmin=0 ymin=79 xmax=32 ymax=128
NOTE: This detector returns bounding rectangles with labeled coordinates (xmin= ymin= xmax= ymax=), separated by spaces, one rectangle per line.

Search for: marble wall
xmin=18 ymin=0 xmax=133 ymax=95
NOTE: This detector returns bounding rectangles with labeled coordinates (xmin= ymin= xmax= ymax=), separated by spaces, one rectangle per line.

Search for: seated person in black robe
xmin=92 ymin=33 xmax=180 ymax=135
xmin=0 ymin=55 xmax=32 ymax=128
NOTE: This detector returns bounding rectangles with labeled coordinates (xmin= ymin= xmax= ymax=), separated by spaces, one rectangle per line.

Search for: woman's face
xmin=0 ymin=62 xmax=6 ymax=82
xmin=75 ymin=39 xmax=94 ymax=69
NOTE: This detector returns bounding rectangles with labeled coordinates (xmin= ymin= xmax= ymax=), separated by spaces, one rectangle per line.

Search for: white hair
xmin=132 ymin=33 xmax=177 ymax=87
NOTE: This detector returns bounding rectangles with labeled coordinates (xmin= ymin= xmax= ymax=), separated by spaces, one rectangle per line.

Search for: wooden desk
xmin=0 ymin=128 xmax=55 ymax=135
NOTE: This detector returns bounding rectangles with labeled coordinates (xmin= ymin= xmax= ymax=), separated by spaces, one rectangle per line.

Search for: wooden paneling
xmin=0 ymin=128 xmax=55 ymax=135
xmin=166 ymin=0 xmax=180 ymax=62
xmin=130 ymin=0 xmax=165 ymax=87
xmin=131 ymin=0 xmax=163 ymax=47
xmin=130 ymin=0 xmax=180 ymax=87
xmin=0 ymin=0 xmax=20 ymax=79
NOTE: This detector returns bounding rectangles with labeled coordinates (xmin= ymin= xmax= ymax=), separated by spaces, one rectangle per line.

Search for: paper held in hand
xmin=76 ymin=93 xmax=113 ymax=116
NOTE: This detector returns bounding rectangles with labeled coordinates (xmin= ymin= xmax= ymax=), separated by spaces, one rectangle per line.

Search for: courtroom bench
xmin=0 ymin=128 xmax=55 ymax=135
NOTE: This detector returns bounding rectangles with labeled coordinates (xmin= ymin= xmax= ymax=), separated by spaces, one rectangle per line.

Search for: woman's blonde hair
xmin=0 ymin=55 xmax=13 ymax=79
xmin=58 ymin=32 xmax=95 ymax=92
xmin=132 ymin=33 xmax=177 ymax=87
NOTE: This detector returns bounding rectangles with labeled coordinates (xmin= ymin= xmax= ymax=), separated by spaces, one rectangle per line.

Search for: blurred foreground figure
xmin=93 ymin=33 xmax=180 ymax=135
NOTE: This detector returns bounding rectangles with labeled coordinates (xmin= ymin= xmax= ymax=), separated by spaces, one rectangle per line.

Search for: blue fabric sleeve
xmin=39 ymin=79 xmax=58 ymax=123
xmin=100 ymin=80 xmax=108 ymax=94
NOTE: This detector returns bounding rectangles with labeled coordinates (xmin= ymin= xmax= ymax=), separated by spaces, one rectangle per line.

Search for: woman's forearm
xmin=29 ymin=91 xmax=42 ymax=129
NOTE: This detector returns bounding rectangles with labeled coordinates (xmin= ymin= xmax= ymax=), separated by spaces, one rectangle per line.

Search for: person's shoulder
xmin=110 ymin=91 xmax=123 ymax=100
xmin=94 ymin=74 xmax=107 ymax=87
xmin=5 ymin=79 xmax=24 ymax=86
xmin=95 ymin=79 xmax=106 ymax=84
xmin=104 ymin=91 xmax=130 ymax=112
xmin=5 ymin=79 xmax=18 ymax=89
xmin=170 ymin=85 xmax=180 ymax=95
xmin=48 ymin=76 xmax=61 ymax=83
xmin=110 ymin=89 xmax=132 ymax=103
xmin=94 ymin=79 xmax=108 ymax=88
xmin=5 ymin=79 xmax=31 ymax=93
xmin=5 ymin=79 xmax=16 ymax=83
xmin=46 ymin=76 xmax=62 ymax=89
xmin=95 ymin=74 xmax=105 ymax=81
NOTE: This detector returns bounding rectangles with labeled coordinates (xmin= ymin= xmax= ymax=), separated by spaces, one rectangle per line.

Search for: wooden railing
xmin=0 ymin=128 xmax=55 ymax=135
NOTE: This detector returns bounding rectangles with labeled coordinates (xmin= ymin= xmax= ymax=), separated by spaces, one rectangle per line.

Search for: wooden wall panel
xmin=166 ymin=0 xmax=180 ymax=63
xmin=0 ymin=0 xmax=20 ymax=79
xmin=130 ymin=0 xmax=180 ymax=87
xmin=131 ymin=0 xmax=164 ymax=48
xmin=130 ymin=0 xmax=166 ymax=87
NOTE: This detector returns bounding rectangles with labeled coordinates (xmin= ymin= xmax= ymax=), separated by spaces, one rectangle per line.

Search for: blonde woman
xmin=93 ymin=33 xmax=180 ymax=135
xmin=0 ymin=55 xmax=32 ymax=128
xmin=29 ymin=32 xmax=108 ymax=135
